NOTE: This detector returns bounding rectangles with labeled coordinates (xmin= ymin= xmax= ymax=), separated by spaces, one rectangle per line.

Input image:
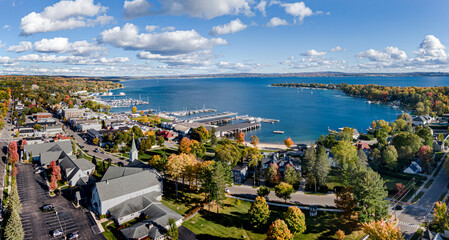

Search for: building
xmin=44 ymin=124 xmax=62 ymax=136
xmin=62 ymin=108 xmax=85 ymax=119
xmin=23 ymin=141 xmax=73 ymax=166
xmin=59 ymin=155 xmax=95 ymax=186
xmin=77 ymin=122 xmax=102 ymax=132
xmin=35 ymin=112 xmax=52 ymax=120
xmin=129 ymin=136 xmax=138 ymax=162
xmin=86 ymin=129 xmax=104 ymax=146
xmin=403 ymin=161 xmax=422 ymax=174
xmin=232 ymin=165 xmax=248 ymax=183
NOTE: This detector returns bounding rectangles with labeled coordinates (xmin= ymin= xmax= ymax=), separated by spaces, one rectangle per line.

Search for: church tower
xmin=129 ymin=135 xmax=138 ymax=162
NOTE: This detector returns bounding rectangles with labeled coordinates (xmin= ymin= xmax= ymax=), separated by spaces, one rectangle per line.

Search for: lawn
xmin=326 ymin=169 xmax=345 ymax=190
xmin=163 ymin=194 xmax=363 ymax=240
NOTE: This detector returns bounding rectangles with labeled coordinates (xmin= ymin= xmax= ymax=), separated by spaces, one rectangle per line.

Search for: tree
xmin=417 ymin=127 xmax=434 ymax=146
xmin=433 ymin=201 xmax=448 ymax=232
xmin=284 ymin=137 xmax=294 ymax=148
xmin=132 ymin=106 xmax=137 ymax=114
xmin=357 ymin=148 xmax=368 ymax=166
xmin=190 ymin=140 xmax=206 ymax=159
xmin=8 ymin=150 xmax=19 ymax=165
xmin=266 ymin=219 xmax=293 ymax=240
xmin=215 ymin=141 xmax=242 ymax=166
xmin=369 ymin=148 xmax=382 ymax=170
xmin=165 ymin=218 xmax=178 ymax=240
xmin=257 ymin=186 xmax=270 ymax=198
xmin=165 ymin=154 xmax=190 ymax=199
xmin=140 ymin=138 xmax=152 ymax=151
xmin=211 ymin=161 xmax=232 ymax=213
xmin=275 ymin=182 xmax=294 ymax=203
xmin=391 ymin=132 xmax=423 ymax=156
xmin=383 ymin=145 xmax=398 ymax=170
xmin=4 ymin=210 xmax=24 ymax=240
xmin=157 ymin=136 xmax=165 ymax=146
xmin=418 ymin=145 xmax=433 ymax=172
xmin=179 ymin=137 xmax=192 ymax=154
xmin=139 ymin=110 xmax=144 ymax=115
xmin=362 ymin=220 xmax=404 ymax=240
xmin=283 ymin=165 xmax=299 ymax=186
xmin=394 ymin=183 xmax=405 ymax=196
xmin=303 ymin=147 xmax=316 ymax=174
xmin=50 ymin=175 xmax=58 ymax=191
xmin=248 ymin=196 xmax=270 ymax=230
xmin=335 ymin=229 xmax=345 ymax=240
xmin=33 ymin=124 xmax=42 ymax=130
xmin=334 ymin=186 xmax=358 ymax=221
xmin=92 ymin=137 xmax=100 ymax=146
xmin=332 ymin=141 xmax=358 ymax=167
xmin=283 ymin=207 xmax=306 ymax=234
xmin=314 ymin=146 xmax=330 ymax=187
xmin=250 ymin=135 xmax=259 ymax=147
xmin=236 ymin=132 xmax=245 ymax=144
xmin=247 ymin=147 xmax=262 ymax=186
xmin=264 ymin=163 xmax=280 ymax=186
xmin=210 ymin=127 xmax=217 ymax=146
xmin=6 ymin=182 xmax=22 ymax=214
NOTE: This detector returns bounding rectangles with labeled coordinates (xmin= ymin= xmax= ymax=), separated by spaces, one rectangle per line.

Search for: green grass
xmin=412 ymin=191 xmax=425 ymax=203
xmin=163 ymin=194 xmax=362 ymax=240
xmin=438 ymin=192 xmax=446 ymax=202
xmin=435 ymin=152 xmax=446 ymax=162
xmin=326 ymin=169 xmax=345 ymax=190
xmin=424 ymin=179 xmax=434 ymax=189
xmin=101 ymin=221 xmax=118 ymax=240
xmin=433 ymin=160 xmax=445 ymax=177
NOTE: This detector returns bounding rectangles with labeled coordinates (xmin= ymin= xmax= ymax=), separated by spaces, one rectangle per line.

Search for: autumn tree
xmin=92 ymin=137 xmax=100 ymax=146
xmin=250 ymin=135 xmax=260 ymax=147
xmin=334 ymin=186 xmax=358 ymax=221
xmin=266 ymin=219 xmax=293 ymax=240
xmin=433 ymin=201 xmax=448 ymax=232
xmin=166 ymin=218 xmax=179 ymax=240
xmin=275 ymin=182 xmax=294 ymax=203
xmin=264 ymin=163 xmax=280 ymax=186
xmin=418 ymin=145 xmax=433 ymax=172
xmin=190 ymin=140 xmax=206 ymax=159
xmin=132 ymin=106 xmax=137 ymax=114
xmin=335 ymin=229 xmax=345 ymax=240
xmin=139 ymin=110 xmax=144 ymax=115
xmin=236 ymin=132 xmax=245 ymax=144
xmin=383 ymin=145 xmax=398 ymax=170
xmin=248 ymin=196 xmax=270 ymax=230
xmin=362 ymin=220 xmax=404 ymax=240
xmin=332 ymin=141 xmax=358 ymax=166
xmin=179 ymin=137 xmax=192 ymax=154
xmin=283 ymin=165 xmax=299 ymax=186
xmin=50 ymin=175 xmax=58 ymax=191
xmin=257 ymin=186 xmax=270 ymax=198
xmin=284 ymin=137 xmax=294 ymax=148
xmin=283 ymin=207 xmax=306 ymax=234
xmin=166 ymin=154 xmax=190 ymax=199
xmin=394 ymin=183 xmax=405 ymax=196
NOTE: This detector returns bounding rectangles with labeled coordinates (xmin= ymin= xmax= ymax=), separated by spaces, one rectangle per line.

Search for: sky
xmin=0 ymin=0 xmax=449 ymax=76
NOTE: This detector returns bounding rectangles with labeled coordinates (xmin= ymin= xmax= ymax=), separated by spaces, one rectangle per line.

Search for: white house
xmin=59 ymin=155 xmax=95 ymax=186
xmin=403 ymin=161 xmax=422 ymax=174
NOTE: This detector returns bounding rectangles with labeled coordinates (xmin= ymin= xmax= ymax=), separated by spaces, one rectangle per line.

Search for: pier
xmin=216 ymin=121 xmax=261 ymax=137
xmin=190 ymin=112 xmax=238 ymax=124
xmin=236 ymin=115 xmax=280 ymax=124
xmin=164 ymin=108 xmax=217 ymax=117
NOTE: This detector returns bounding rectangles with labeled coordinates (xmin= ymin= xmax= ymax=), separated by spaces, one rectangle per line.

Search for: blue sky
xmin=0 ymin=0 xmax=449 ymax=76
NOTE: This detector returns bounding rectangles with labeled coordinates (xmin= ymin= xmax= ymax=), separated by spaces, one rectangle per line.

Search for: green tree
xmin=190 ymin=140 xmax=206 ymax=158
xmin=157 ymin=136 xmax=165 ymax=146
xmin=6 ymin=181 xmax=22 ymax=213
xmin=283 ymin=165 xmax=299 ymax=186
xmin=264 ymin=163 xmax=279 ymax=186
xmin=211 ymin=161 xmax=232 ymax=213
xmin=250 ymin=135 xmax=260 ymax=147
xmin=275 ymin=182 xmax=294 ymax=203
xmin=303 ymin=147 xmax=316 ymax=174
xmin=433 ymin=201 xmax=448 ymax=232
xmin=248 ymin=196 xmax=270 ymax=230
xmin=417 ymin=127 xmax=434 ymax=146
xmin=215 ymin=141 xmax=242 ymax=166
xmin=210 ymin=127 xmax=218 ymax=146
xmin=283 ymin=207 xmax=306 ymax=234
xmin=332 ymin=141 xmax=358 ymax=167
xmin=266 ymin=219 xmax=293 ymax=240
xmin=257 ymin=186 xmax=270 ymax=198
xmin=4 ymin=210 xmax=24 ymax=240
xmin=314 ymin=146 xmax=330 ymax=187
xmin=383 ymin=145 xmax=398 ymax=170
xmin=92 ymin=137 xmax=100 ymax=146
xmin=166 ymin=218 xmax=179 ymax=240
xmin=391 ymin=132 xmax=423 ymax=156
xmin=33 ymin=124 xmax=42 ymax=130
xmin=334 ymin=186 xmax=358 ymax=221
xmin=247 ymin=147 xmax=262 ymax=186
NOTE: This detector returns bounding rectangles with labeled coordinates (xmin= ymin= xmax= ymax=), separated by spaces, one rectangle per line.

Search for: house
xmin=412 ymin=115 xmax=434 ymax=126
xmin=433 ymin=140 xmax=444 ymax=152
xmin=53 ymin=134 xmax=71 ymax=142
xmin=77 ymin=122 xmax=102 ymax=132
xmin=58 ymin=155 xmax=95 ymax=186
xmin=422 ymin=229 xmax=443 ymax=240
xmin=23 ymin=137 xmax=45 ymax=145
xmin=62 ymin=108 xmax=85 ymax=119
xmin=157 ymin=131 xmax=174 ymax=141
xmin=86 ymin=129 xmax=104 ymax=146
xmin=44 ymin=124 xmax=62 ymax=136
xmin=34 ymin=112 xmax=52 ymax=120
xmin=232 ymin=165 xmax=248 ymax=183
xmin=173 ymin=124 xmax=190 ymax=136
xmin=23 ymin=141 xmax=73 ymax=166
xmin=403 ymin=161 xmax=422 ymax=174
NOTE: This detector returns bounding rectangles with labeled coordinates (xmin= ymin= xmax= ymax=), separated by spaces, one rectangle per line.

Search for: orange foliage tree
xmin=266 ymin=219 xmax=293 ymax=240
xmin=236 ymin=132 xmax=245 ymax=144
xmin=362 ymin=220 xmax=404 ymax=240
xmin=179 ymin=137 xmax=192 ymax=154
xmin=284 ymin=137 xmax=294 ymax=148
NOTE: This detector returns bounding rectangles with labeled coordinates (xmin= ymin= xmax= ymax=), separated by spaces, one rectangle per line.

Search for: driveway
xmin=16 ymin=163 xmax=104 ymax=240
xmin=228 ymin=185 xmax=336 ymax=207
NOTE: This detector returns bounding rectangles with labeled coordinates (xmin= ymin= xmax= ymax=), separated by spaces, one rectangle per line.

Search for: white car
xmin=225 ymin=188 xmax=230 ymax=193
xmin=52 ymin=229 xmax=64 ymax=237
xmin=34 ymin=169 xmax=43 ymax=174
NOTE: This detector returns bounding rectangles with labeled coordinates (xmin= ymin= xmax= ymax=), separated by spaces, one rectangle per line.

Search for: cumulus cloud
xmin=330 ymin=46 xmax=347 ymax=52
xmin=209 ymin=19 xmax=247 ymax=36
xmin=7 ymin=41 xmax=32 ymax=53
xmin=31 ymin=37 xmax=106 ymax=56
xmin=99 ymin=23 xmax=227 ymax=55
xmin=357 ymin=46 xmax=407 ymax=62
xmin=280 ymin=2 xmax=313 ymax=23
xmin=266 ymin=17 xmax=288 ymax=27
xmin=3 ymin=25 xmax=11 ymax=31
xmin=161 ymin=26 xmax=176 ymax=31
xmin=145 ymin=25 xmax=158 ymax=32
xmin=415 ymin=35 xmax=447 ymax=60
xmin=20 ymin=0 xmax=113 ymax=35
xmin=217 ymin=61 xmax=263 ymax=71
xmin=123 ymin=0 xmax=151 ymax=19
xmin=138 ymin=50 xmax=214 ymax=66
xmin=255 ymin=1 xmax=267 ymax=16
xmin=16 ymin=53 xmax=129 ymax=65
xmin=156 ymin=0 xmax=252 ymax=19
xmin=0 ymin=56 xmax=12 ymax=64
xmin=301 ymin=49 xmax=326 ymax=57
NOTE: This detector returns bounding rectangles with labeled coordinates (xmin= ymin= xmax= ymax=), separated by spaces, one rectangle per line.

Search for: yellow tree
xmin=266 ymin=219 xmax=293 ymax=240
xmin=179 ymin=137 xmax=192 ymax=154
xmin=284 ymin=137 xmax=294 ymax=148
xmin=335 ymin=229 xmax=345 ymax=240
xmin=433 ymin=201 xmax=448 ymax=232
xmin=139 ymin=110 xmax=144 ymax=115
xmin=250 ymin=135 xmax=260 ymax=147
xmin=166 ymin=154 xmax=188 ymax=199
xmin=132 ymin=106 xmax=137 ymax=114
xmin=236 ymin=132 xmax=245 ymax=144
xmin=361 ymin=220 xmax=404 ymax=240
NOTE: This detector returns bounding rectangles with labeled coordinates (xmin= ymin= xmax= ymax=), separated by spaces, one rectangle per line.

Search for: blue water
xmin=108 ymin=76 xmax=449 ymax=144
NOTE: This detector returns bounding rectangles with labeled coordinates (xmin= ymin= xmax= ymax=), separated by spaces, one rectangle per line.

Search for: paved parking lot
xmin=16 ymin=163 xmax=104 ymax=240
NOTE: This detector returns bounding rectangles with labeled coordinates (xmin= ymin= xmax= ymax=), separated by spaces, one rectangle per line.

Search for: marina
xmin=164 ymin=108 xmax=217 ymax=117
xmin=236 ymin=115 xmax=280 ymax=124
xmin=96 ymin=98 xmax=149 ymax=108
xmin=216 ymin=121 xmax=262 ymax=137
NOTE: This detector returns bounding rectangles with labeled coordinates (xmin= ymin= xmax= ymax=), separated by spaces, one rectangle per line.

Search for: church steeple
xmin=129 ymin=135 xmax=138 ymax=162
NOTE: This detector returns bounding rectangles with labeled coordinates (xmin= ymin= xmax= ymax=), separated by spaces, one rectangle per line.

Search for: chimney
xmin=106 ymin=180 xmax=109 ymax=185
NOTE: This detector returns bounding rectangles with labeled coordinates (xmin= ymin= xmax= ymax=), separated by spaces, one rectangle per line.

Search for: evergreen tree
xmin=248 ymin=196 xmax=270 ymax=230
xmin=314 ymin=146 xmax=330 ymax=187
xmin=6 ymin=181 xmax=22 ymax=214
xmin=165 ymin=218 xmax=178 ymax=240
xmin=283 ymin=164 xmax=299 ymax=186
xmin=4 ymin=210 xmax=24 ymax=240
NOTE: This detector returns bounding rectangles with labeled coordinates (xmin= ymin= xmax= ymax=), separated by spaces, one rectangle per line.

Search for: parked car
xmin=34 ymin=169 xmax=43 ymax=174
xmin=40 ymin=204 xmax=55 ymax=212
xmin=85 ymin=150 xmax=89 ymax=153
xmin=52 ymin=230 xmax=64 ymax=237
xmin=80 ymin=145 xmax=84 ymax=149
xmin=394 ymin=205 xmax=403 ymax=210
xmin=101 ymin=151 xmax=105 ymax=154
xmin=34 ymin=166 xmax=42 ymax=171
xmin=225 ymin=188 xmax=230 ymax=193
xmin=67 ymin=232 xmax=79 ymax=239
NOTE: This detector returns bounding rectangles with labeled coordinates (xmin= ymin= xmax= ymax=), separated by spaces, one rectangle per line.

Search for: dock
xmin=216 ymin=121 xmax=261 ymax=137
xmin=236 ymin=115 xmax=280 ymax=124
xmin=164 ymin=108 xmax=217 ymax=117
xmin=190 ymin=112 xmax=238 ymax=124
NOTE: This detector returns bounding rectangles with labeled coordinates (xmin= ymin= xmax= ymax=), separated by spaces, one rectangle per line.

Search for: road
xmin=395 ymin=159 xmax=449 ymax=239
xmin=228 ymin=185 xmax=336 ymax=207
xmin=16 ymin=163 xmax=104 ymax=240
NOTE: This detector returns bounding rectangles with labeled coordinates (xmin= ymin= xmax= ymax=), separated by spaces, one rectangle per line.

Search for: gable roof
xmin=95 ymin=170 xmax=161 ymax=202
xmin=108 ymin=192 xmax=158 ymax=219
xmin=101 ymin=166 xmax=144 ymax=181
xmin=24 ymin=141 xmax=72 ymax=156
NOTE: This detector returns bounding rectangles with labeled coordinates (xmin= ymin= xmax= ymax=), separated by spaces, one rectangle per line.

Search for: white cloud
xmin=138 ymin=50 xmax=214 ymax=66
xmin=100 ymin=23 xmax=227 ymax=55
xmin=330 ymin=46 xmax=347 ymax=52
xmin=209 ymin=19 xmax=247 ymax=36
xmin=161 ymin=26 xmax=176 ymax=31
xmin=7 ymin=41 xmax=32 ymax=53
xmin=16 ymin=53 xmax=129 ymax=65
xmin=145 ymin=25 xmax=158 ymax=32
xmin=415 ymin=35 xmax=447 ymax=60
xmin=3 ymin=25 xmax=11 ymax=31
xmin=217 ymin=61 xmax=262 ymax=71
xmin=0 ymin=56 xmax=12 ymax=64
xmin=20 ymin=0 xmax=113 ymax=35
xmin=266 ymin=17 xmax=288 ymax=27
xmin=357 ymin=46 xmax=407 ymax=62
xmin=32 ymin=37 xmax=105 ymax=56
xmin=156 ymin=0 xmax=252 ymax=19
xmin=123 ymin=0 xmax=151 ymax=19
xmin=0 ymin=41 xmax=4 ymax=49
xmin=280 ymin=2 xmax=313 ymax=23
xmin=301 ymin=49 xmax=326 ymax=57
xmin=255 ymin=1 xmax=267 ymax=16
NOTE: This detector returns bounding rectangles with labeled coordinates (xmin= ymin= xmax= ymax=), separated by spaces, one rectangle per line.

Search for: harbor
xmin=96 ymin=98 xmax=149 ymax=108
xmin=164 ymin=108 xmax=217 ymax=117
xmin=216 ymin=121 xmax=262 ymax=137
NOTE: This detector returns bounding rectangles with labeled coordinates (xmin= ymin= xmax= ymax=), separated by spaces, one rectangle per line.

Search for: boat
xmin=273 ymin=130 xmax=284 ymax=134
xmin=119 ymin=92 xmax=126 ymax=96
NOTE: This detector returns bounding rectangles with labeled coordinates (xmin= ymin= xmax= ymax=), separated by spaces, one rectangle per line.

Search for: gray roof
xmin=108 ymin=192 xmax=156 ymax=219
xmin=95 ymin=170 xmax=161 ymax=202
xmin=120 ymin=202 xmax=183 ymax=240
xmin=40 ymin=151 xmax=64 ymax=166
xmin=101 ymin=166 xmax=144 ymax=181
xmin=24 ymin=141 xmax=72 ymax=157
xmin=60 ymin=156 xmax=95 ymax=173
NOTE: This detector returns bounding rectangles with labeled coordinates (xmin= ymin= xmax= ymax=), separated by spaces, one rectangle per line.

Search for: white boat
xmin=273 ymin=130 xmax=284 ymax=134
xmin=119 ymin=92 xmax=126 ymax=96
